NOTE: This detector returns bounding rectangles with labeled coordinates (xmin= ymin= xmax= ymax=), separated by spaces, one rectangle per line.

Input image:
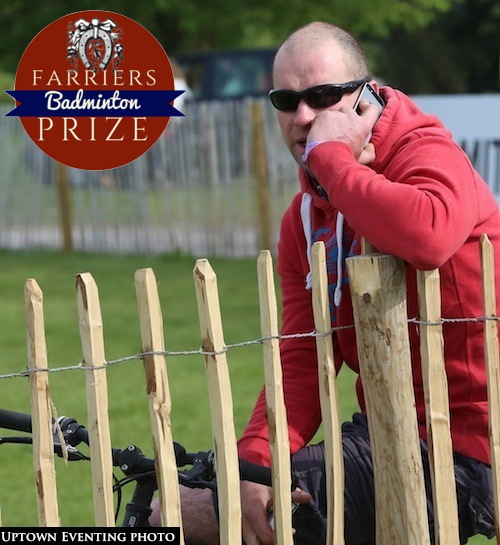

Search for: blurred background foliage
xmin=0 ymin=0 xmax=499 ymax=100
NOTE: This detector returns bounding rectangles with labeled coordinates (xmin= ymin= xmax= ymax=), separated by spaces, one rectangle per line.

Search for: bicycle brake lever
xmin=0 ymin=433 xmax=87 ymax=461
xmin=53 ymin=443 xmax=89 ymax=461
xmin=178 ymin=450 xmax=215 ymax=488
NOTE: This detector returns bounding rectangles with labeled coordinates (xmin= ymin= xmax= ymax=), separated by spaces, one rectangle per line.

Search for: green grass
xmin=0 ymin=249 xmax=267 ymax=526
xmin=0 ymin=250 xmax=493 ymax=542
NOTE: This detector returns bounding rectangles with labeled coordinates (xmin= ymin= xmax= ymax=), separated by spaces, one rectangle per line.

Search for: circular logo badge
xmin=6 ymin=11 xmax=183 ymax=170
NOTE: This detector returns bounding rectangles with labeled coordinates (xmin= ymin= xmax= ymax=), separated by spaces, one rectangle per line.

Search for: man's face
xmin=272 ymin=42 xmax=363 ymax=168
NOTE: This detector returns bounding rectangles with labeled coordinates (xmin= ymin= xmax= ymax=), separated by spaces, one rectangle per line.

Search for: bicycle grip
xmin=239 ymin=459 xmax=299 ymax=490
xmin=0 ymin=409 xmax=89 ymax=447
xmin=0 ymin=408 xmax=32 ymax=433
xmin=238 ymin=459 xmax=273 ymax=486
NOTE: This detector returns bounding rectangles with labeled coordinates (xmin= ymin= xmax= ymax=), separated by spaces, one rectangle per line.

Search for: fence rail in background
xmin=3 ymin=237 xmax=498 ymax=543
xmin=2 ymin=96 xmax=500 ymax=258
xmin=0 ymin=99 xmax=299 ymax=258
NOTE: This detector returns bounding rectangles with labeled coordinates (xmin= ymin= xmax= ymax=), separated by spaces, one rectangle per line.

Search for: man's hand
xmin=306 ymin=100 xmax=380 ymax=164
xmin=241 ymin=481 xmax=273 ymax=545
xmin=241 ymin=480 xmax=312 ymax=545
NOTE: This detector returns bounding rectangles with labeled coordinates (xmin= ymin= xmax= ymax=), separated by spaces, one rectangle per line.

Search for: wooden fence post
xmin=346 ymin=253 xmax=430 ymax=545
xmin=56 ymin=161 xmax=73 ymax=252
xmin=257 ymin=250 xmax=294 ymax=545
xmin=480 ymin=234 xmax=500 ymax=536
xmin=193 ymin=259 xmax=242 ymax=545
xmin=76 ymin=273 xmax=115 ymax=527
xmin=135 ymin=268 xmax=184 ymax=538
xmin=311 ymin=242 xmax=344 ymax=545
xmin=25 ymin=278 xmax=60 ymax=526
xmin=201 ymin=103 xmax=219 ymax=187
xmin=251 ymin=101 xmax=272 ymax=251
xmin=417 ymin=269 xmax=459 ymax=544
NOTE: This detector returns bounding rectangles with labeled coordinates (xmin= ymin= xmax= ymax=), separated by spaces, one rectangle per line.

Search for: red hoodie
xmin=237 ymin=87 xmax=500 ymax=467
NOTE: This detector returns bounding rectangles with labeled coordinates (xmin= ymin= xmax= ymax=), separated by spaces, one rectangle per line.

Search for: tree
xmin=0 ymin=0 xmax=461 ymax=73
xmin=2 ymin=0 xmax=497 ymax=94
xmin=371 ymin=0 xmax=500 ymax=93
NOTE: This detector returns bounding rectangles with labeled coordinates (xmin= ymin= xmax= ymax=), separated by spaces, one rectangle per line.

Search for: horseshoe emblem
xmin=68 ymin=18 xmax=122 ymax=72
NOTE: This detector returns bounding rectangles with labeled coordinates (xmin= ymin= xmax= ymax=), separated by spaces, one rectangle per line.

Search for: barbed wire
xmin=1 ymin=315 xmax=497 ymax=381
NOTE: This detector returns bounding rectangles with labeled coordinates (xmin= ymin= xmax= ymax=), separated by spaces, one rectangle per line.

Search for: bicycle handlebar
xmin=0 ymin=408 xmax=298 ymax=527
xmin=0 ymin=408 xmax=290 ymax=488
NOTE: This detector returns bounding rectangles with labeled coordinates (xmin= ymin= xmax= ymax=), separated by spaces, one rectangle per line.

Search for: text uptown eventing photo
xmin=0 ymin=530 xmax=180 ymax=543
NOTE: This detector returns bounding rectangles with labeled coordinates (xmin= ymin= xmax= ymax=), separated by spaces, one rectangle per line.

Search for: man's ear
xmin=370 ymin=80 xmax=380 ymax=93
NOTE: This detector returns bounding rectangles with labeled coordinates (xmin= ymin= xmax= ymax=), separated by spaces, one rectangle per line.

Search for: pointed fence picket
xmin=135 ymin=267 xmax=184 ymax=533
xmin=257 ymin=250 xmax=295 ymax=545
xmin=311 ymin=242 xmax=344 ymax=545
xmin=417 ymin=268 xmax=459 ymax=544
xmin=481 ymin=234 xmax=500 ymax=541
xmin=25 ymin=278 xmax=59 ymax=527
xmin=9 ymin=237 xmax=499 ymax=544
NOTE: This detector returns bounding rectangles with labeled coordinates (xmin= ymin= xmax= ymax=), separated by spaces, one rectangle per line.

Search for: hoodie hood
xmin=366 ymin=87 xmax=453 ymax=170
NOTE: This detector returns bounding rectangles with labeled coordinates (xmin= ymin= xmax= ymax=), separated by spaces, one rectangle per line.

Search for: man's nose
xmin=293 ymin=100 xmax=316 ymax=125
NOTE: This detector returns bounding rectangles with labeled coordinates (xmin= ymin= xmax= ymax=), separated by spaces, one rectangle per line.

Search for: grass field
xmin=0 ymin=250 xmax=493 ymax=542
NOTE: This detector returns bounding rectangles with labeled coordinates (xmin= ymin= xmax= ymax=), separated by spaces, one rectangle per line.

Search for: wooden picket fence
xmin=15 ymin=235 xmax=500 ymax=544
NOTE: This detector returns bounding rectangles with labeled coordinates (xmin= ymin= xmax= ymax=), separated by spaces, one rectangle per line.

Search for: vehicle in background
xmin=176 ymin=48 xmax=277 ymax=102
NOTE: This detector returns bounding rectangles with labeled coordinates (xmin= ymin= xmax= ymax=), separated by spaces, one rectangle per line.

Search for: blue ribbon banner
xmin=4 ymin=89 xmax=185 ymax=117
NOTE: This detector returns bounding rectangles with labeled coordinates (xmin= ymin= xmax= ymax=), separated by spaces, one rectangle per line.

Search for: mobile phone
xmin=353 ymin=82 xmax=385 ymax=144
xmin=354 ymin=82 xmax=385 ymax=116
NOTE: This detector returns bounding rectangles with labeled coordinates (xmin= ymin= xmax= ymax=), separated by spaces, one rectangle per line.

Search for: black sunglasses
xmin=268 ymin=76 xmax=370 ymax=112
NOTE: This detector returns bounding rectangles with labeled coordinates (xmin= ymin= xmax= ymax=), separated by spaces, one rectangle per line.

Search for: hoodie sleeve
xmin=306 ymin=130 xmax=497 ymax=271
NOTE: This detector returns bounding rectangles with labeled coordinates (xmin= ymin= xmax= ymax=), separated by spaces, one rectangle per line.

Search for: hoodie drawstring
xmin=300 ymin=193 xmax=313 ymax=290
xmin=334 ymin=212 xmax=344 ymax=306
xmin=300 ymin=193 xmax=344 ymax=306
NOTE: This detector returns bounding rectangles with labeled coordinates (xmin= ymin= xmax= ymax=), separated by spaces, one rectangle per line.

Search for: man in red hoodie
xmin=151 ymin=21 xmax=499 ymax=545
